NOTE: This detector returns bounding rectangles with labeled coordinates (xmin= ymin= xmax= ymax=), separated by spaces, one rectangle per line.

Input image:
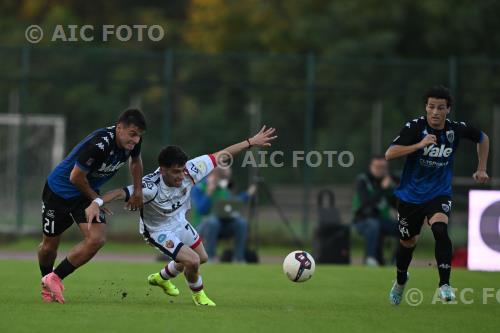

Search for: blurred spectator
xmin=191 ymin=167 xmax=256 ymax=262
xmin=352 ymin=155 xmax=400 ymax=266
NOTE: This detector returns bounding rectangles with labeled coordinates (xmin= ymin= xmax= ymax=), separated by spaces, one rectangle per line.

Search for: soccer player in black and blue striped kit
xmin=385 ymin=86 xmax=489 ymax=305
xmin=38 ymin=109 xmax=146 ymax=303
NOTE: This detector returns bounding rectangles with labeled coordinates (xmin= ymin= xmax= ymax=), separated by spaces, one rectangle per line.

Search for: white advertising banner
xmin=468 ymin=190 xmax=500 ymax=271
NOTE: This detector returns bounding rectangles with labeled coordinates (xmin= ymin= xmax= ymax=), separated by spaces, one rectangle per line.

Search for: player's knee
xmin=400 ymin=237 xmax=417 ymax=248
xmin=174 ymin=262 xmax=185 ymax=272
xmin=431 ymin=222 xmax=448 ymax=240
xmin=184 ymin=255 xmax=200 ymax=270
xmin=198 ymin=252 xmax=208 ymax=264
xmin=206 ymin=217 xmax=221 ymax=227
xmin=39 ymin=240 xmax=58 ymax=254
xmin=86 ymin=234 xmax=106 ymax=250
xmin=234 ymin=217 xmax=247 ymax=231
xmin=365 ymin=218 xmax=380 ymax=232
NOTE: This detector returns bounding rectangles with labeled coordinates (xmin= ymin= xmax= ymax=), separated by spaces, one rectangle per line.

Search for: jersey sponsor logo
xmin=423 ymin=144 xmax=453 ymax=158
xmin=95 ymin=161 xmax=126 ymax=174
xmin=419 ymin=159 xmax=449 ymax=168
xmin=446 ymin=130 xmax=455 ymax=143
xmin=157 ymin=234 xmax=167 ymax=243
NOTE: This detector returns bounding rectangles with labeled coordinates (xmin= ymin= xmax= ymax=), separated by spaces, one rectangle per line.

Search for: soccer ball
xmin=282 ymin=250 xmax=316 ymax=282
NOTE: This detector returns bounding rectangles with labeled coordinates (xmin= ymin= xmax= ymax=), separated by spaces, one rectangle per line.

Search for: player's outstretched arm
xmin=127 ymin=156 xmax=144 ymax=211
xmin=385 ymin=134 xmax=436 ymax=160
xmin=213 ymin=125 xmax=277 ymax=162
xmin=473 ymin=133 xmax=489 ymax=184
xmin=85 ymin=188 xmax=126 ymax=225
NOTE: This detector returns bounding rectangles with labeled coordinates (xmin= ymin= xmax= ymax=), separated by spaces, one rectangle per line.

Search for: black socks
xmin=431 ymin=222 xmax=452 ymax=286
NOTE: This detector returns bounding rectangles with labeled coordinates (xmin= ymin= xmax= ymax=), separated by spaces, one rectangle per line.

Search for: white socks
xmin=160 ymin=261 xmax=181 ymax=280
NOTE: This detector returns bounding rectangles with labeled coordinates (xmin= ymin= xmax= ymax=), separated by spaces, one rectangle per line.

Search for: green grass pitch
xmin=1 ymin=260 xmax=499 ymax=333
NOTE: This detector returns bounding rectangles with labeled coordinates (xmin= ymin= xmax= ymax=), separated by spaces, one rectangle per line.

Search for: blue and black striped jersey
xmin=47 ymin=126 xmax=142 ymax=199
xmin=390 ymin=116 xmax=483 ymax=204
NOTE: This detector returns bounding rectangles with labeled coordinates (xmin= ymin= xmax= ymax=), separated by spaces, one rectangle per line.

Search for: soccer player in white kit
xmin=85 ymin=126 xmax=277 ymax=306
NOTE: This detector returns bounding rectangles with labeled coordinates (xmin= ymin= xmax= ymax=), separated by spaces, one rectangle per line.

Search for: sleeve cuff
xmin=208 ymin=154 xmax=217 ymax=167
xmin=123 ymin=187 xmax=130 ymax=202
xmin=75 ymin=161 xmax=91 ymax=172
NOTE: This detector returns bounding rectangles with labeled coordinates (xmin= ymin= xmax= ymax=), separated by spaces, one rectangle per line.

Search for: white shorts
xmin=142 ymin=221 xmax=201 ymax=260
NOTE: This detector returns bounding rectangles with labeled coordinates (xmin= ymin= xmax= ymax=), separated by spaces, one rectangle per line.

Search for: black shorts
xmin=397 ymin=195 xmax=452 ymax=240
xmin=41 ymin=182 xmax=106 ymax=236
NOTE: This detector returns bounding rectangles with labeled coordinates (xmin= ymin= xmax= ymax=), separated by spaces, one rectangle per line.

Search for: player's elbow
xmin=69 ymin=171 xmax=87 ymax=189
xmin=69 ymin=172 xmax=80 ymax=185
xmin=385 ymin=148 xmax=395 ymax=161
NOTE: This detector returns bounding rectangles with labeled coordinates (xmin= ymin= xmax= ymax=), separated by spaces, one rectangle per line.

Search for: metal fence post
xmin=303 ymin=52 xmax=316 ymax=239
xmin=163 ymin=49 xmax=174 ymax=145
xmin=493 ymin=106 xmax=500 ymax=187
xmin=15 ymin=45 xmax=30 ymax=232
xmin=372 ymin=101 xmax=383 ymax=155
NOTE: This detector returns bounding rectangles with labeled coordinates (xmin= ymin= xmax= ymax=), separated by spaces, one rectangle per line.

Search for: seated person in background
xmin=352 ymin=155 xmax=400 ymax=266
xmin=191 ymin=167 xmax=256 ymax=262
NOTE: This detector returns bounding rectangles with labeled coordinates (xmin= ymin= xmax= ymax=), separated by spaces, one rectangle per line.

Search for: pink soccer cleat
xmin=41 ymin=283 xmax=53 ymax=303
xmin=41 ymin=272 xmax=65 ymax=304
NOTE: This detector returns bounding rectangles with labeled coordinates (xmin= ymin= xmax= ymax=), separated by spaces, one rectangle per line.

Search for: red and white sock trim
xmin=188 ymin=276 xmax=203 ymax=292
xmin=160 ymin=261 xmax=180 ymax=280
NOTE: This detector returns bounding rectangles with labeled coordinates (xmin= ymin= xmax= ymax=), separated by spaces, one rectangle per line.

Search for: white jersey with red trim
xmin=125 ymin=154 xmax=216 ymax=233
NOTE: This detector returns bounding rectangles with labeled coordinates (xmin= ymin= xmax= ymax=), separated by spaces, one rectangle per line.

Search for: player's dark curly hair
xmin=158 ymin=145 xmax=188 ymax=168
xmin=117 ymin=108 xmax=147 ymax=131
xmin=424 ymin=85 xmax=453 ymax=108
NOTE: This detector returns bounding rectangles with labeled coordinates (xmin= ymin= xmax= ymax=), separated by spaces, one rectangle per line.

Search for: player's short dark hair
xmin=424 ymin=85 xmax=453 ymax=107
xmin=117 ymin=108 xmax=147 ymax=130
xmin=158 ymin=145 xmax=188 ymax=168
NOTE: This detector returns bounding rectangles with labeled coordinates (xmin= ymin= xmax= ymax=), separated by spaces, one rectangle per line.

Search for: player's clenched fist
xmin=419 ymin=134 xmax=437 ymax=148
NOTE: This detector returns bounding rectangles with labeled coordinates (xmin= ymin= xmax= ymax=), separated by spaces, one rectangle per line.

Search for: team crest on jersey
xmin=446 ymin=130 xmax=454 ymax=143
xmin=165 ymin=240 xmax=174 ymax=249
xmin=85 ymin=158 xmax=94 ymax=166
